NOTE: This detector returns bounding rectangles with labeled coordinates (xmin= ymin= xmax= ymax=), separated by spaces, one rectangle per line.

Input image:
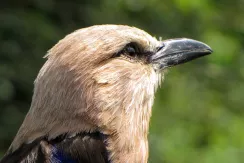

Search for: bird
xmin=0 ymin=25 xmax=212 ymax=163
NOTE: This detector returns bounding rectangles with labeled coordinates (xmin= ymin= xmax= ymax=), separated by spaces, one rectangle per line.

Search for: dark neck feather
xmin=0 ymin=132 xmax=109 ymax=163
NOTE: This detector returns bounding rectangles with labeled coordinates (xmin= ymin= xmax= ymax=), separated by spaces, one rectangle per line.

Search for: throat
xmin=94 ymin=67 xmax=161 ymax=163
xmin=105 ymin=104 xmax=152 ymax=163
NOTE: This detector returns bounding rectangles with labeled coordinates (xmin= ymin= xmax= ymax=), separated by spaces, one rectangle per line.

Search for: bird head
xmin=10 ymin=25 xmax=212 ymax=162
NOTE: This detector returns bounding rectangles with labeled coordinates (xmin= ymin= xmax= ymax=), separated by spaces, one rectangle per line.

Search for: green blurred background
xmin=0 ymin=0 xmax=243 ymax=162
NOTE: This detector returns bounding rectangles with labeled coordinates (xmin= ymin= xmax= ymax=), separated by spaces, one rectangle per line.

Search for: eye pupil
xmin=126 ymin=46 xmax=136 ymax=55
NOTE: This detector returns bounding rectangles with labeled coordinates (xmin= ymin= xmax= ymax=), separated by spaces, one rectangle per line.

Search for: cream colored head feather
xmin=8 ymin=25 xmax=212 ymax=163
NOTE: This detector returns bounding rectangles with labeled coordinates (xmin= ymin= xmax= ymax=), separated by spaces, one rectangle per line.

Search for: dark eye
xmin=125 ymin=45 xmax=136 ymax=56
xmin=124 ymin=43 xmax=140 ymax=57
xmin=114 ymin=43 xmax=140 ymax=58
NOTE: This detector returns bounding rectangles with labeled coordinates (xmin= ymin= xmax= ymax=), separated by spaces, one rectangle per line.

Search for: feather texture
xmin=1 ymin=132 xmax=109 ymax=163
xmin=1 ymin=25 xmax=161 ymax=163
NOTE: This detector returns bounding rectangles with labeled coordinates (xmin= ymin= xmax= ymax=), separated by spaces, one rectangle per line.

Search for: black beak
xmin=149 ymin=38 xmax=213 ymax=70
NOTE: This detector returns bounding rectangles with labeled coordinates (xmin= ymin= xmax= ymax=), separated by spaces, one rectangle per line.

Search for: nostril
xmin=156 ymin=43 xmax=165 ymax=52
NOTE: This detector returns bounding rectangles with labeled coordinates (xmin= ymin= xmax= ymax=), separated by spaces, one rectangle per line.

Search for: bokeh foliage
xmin=0 ymin=0 xmax=243 ymax=162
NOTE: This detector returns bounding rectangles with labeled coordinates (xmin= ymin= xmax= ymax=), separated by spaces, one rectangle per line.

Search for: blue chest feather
xmin=51 ymin=146 xmax=76 ymax=163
